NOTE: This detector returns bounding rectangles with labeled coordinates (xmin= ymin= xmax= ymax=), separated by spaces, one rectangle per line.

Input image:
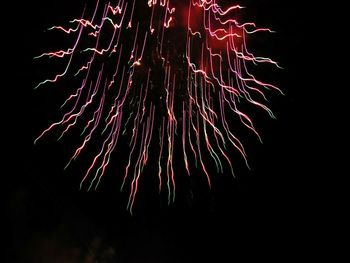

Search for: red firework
xmin=34 ymin=0 xmax=282 ymax=212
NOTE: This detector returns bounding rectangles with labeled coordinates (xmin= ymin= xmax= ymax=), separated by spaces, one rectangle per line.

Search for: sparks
xmin=34 ymin=0 xmax=282 ymax=213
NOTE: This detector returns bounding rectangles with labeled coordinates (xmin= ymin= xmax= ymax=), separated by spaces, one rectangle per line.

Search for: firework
xmin=34 ymin=0 xmax=282 ymax=212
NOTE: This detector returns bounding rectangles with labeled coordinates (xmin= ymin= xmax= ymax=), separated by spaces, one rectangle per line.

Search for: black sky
xmin=6 ymin=1 xmax=329 ymax=262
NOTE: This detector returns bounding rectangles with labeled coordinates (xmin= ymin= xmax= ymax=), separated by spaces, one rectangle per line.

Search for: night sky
xmin=7 ymin=1 xmax=328 ymax=262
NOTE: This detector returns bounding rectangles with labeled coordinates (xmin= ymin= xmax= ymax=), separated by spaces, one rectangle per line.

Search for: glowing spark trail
xmin=35 ymin=0 xmax=282 ymax=213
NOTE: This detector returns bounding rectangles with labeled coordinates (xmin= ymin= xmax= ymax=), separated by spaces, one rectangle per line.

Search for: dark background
xmin=6 ymin=1 xmax=332 ymax=262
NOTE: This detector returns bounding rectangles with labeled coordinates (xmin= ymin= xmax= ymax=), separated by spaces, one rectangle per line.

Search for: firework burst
xmin=34 ymin=0 xmax=282 ymax=212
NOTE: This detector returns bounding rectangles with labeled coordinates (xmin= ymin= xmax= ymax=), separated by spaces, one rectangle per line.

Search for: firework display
xmin=34 ymin=0 xmax=281 ymax=212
